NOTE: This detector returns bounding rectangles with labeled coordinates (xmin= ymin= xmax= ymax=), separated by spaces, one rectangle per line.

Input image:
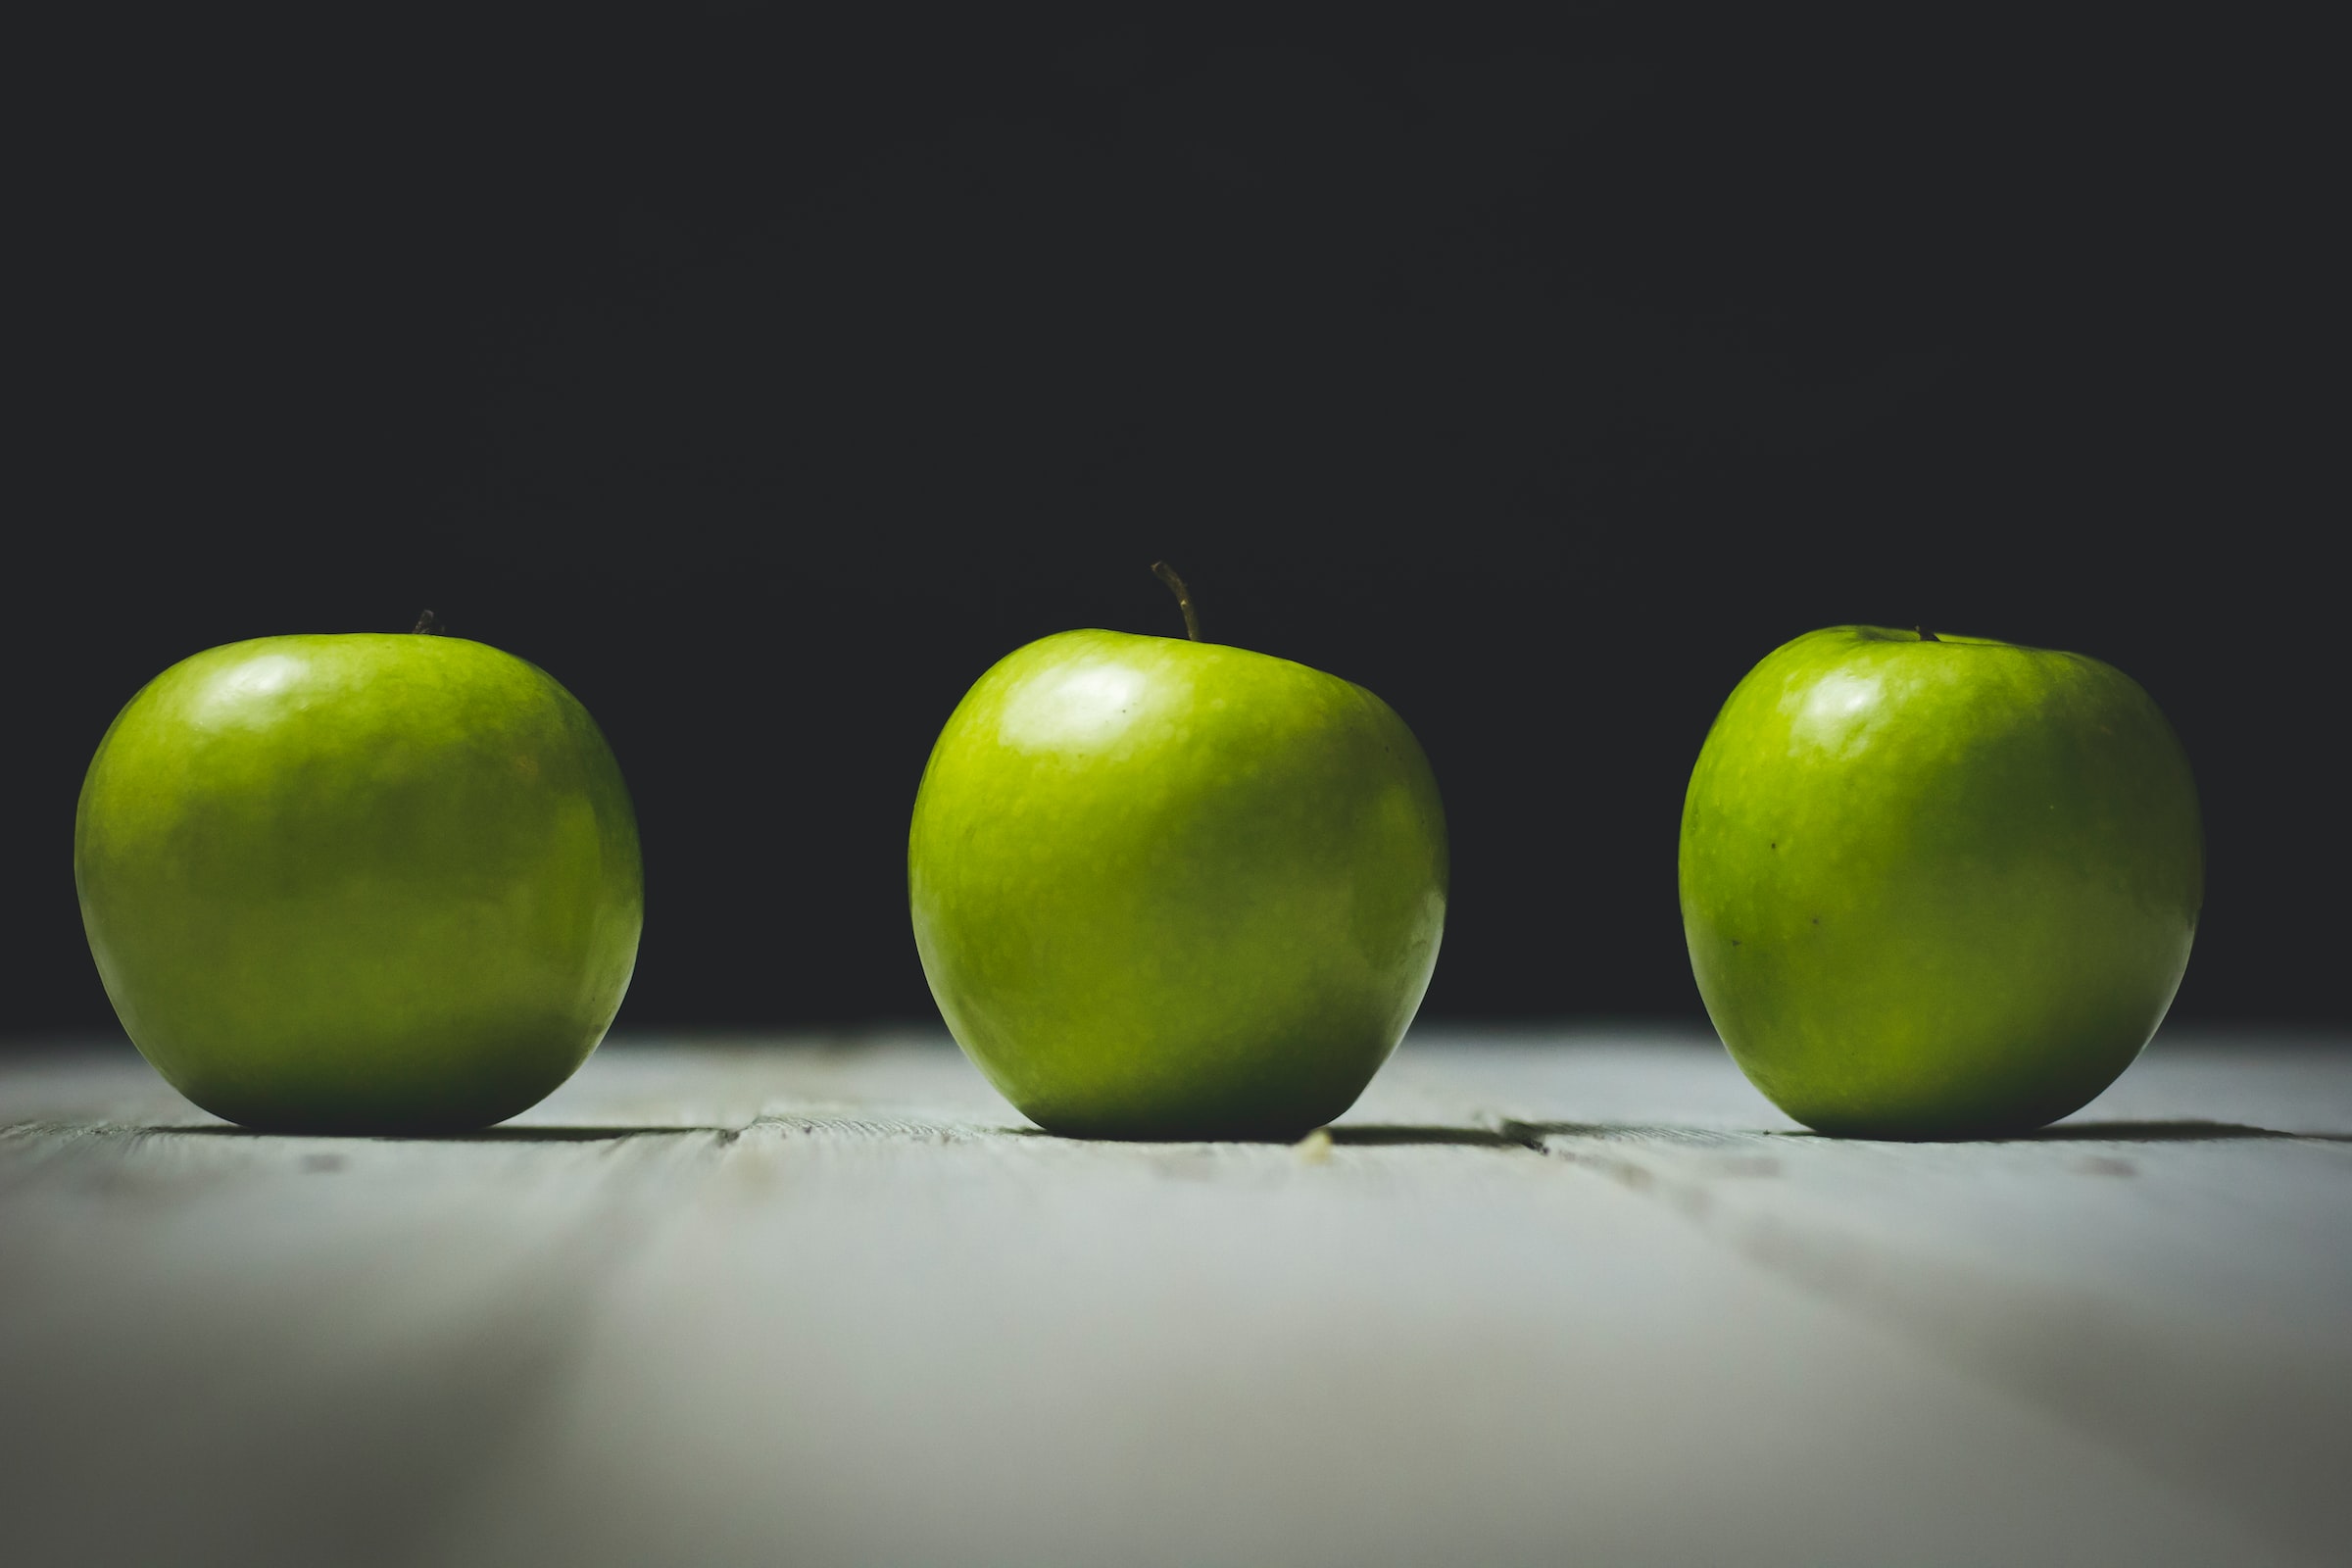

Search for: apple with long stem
xmin=909 ymin=565 xmax=1447 ymax=1140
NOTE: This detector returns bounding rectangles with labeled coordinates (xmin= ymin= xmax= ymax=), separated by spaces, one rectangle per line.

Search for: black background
xmin=14 ymin=8 xmax=2329 ymax=1039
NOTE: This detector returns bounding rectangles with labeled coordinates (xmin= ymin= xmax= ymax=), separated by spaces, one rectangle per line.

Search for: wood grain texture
xmin=3 ymin=1030 xmax=2345 ymax=1567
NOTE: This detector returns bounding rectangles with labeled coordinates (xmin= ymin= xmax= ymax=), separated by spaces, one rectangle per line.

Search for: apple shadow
xmin=464 ymin=1124 xmax=743 ymax=1143
xmin=1774 ymin=1118 xmax=2352 ymax=1146
xmin=2006 ymin=1118 xmax=2350 ymax=1144
xmin=995 ymin=1122 xmax=1529 ymax=1148
xmin=132 ymin=1123 xmax=740 ymax=1143
xmin=1329 ymin=1124 xmax=1531 ymax=1149
xmin=1494 ymin=1118 xmax=2352 ymax=1147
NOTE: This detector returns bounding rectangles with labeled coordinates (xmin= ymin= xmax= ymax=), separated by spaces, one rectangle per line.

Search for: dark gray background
xmin=14 ymin=7 xmax=2328 ymax=1036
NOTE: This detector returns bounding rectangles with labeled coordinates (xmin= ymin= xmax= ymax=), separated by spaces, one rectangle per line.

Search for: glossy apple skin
xmin=1680 ymin=626 xmax=2201 ymax=1138
xmin=909 ymin=629 xmax=1447 ymax=1140
xmin=75 ymin=634 xmax=643 ymax=1133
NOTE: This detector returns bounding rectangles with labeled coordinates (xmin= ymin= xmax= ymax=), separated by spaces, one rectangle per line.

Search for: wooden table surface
xmin=4 ymin=1029 xmax=2348 ymax=1567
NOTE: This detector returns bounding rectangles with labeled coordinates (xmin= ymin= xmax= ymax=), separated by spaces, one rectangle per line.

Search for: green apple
xmin=909 ymin=628 xmax=1447 ymax=1139
xmin=75 ymin=631 xmax=642 ymax=1133
xmin=1680 ymin=625 xmax=2202 ymax=1138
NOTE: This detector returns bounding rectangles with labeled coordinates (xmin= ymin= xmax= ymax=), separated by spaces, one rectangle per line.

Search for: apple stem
xmin=413 ymin=610 xmax=439 ymax=635
xmin=1916 ymin=625 xmax=1940 ymax=642
xmin=1151 ymin=562 xmax=1201 ymax=641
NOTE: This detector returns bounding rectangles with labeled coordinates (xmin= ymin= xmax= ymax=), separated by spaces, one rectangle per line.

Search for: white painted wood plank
xmin=1378 ymin=1029 xmax=2352 ymax=1561
xmin=422 ymin=1109 xmax=2296 ymax=1568
xmin=7 ymin=1033 xmax=2331 ymax=1567
xmin=0 ymin=1109 xmax=722 ymax=1566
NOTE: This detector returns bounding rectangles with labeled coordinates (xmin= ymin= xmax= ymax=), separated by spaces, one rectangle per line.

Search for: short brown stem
xmin=413 ymin=610 xmax=439 ymax=635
